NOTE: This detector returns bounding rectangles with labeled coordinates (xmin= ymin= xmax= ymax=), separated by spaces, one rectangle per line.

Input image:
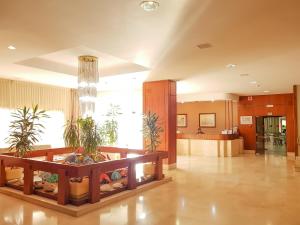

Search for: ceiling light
xmin=263 ymin=90 xmax=270 ymax=93
xmin=249 ymin=81 xmax=257 ymax=84
xmin=226 ymin=64 xmax=236 ymax=68
xmin=140 ymin=1 xmax=159 ymax=11
xmin=8 ymin=45 xmax=16 ymax=50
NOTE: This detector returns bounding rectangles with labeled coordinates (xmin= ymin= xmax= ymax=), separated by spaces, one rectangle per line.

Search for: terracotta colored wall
xmin=177 ymin=101 xmax=238 ymax=134
xmin=238 ymin=94 xmax=296 ymax=153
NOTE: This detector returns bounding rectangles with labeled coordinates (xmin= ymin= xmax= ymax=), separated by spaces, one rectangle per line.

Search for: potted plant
xmin=104 ymin=104 xmax=121 ymax=146
xmin=63 ymin=117 xmax=80 ymax=151
xmin=5 ymin=105 xmax=49 ymax=181
xmin=64 ymin=117 xmax=103 ymax=199
xmin=142 ymin=111 xmax=163 ymax=177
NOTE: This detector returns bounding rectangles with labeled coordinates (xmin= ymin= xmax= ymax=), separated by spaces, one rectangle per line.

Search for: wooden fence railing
xmin=0 ymin=147 xmax=168 ymax=205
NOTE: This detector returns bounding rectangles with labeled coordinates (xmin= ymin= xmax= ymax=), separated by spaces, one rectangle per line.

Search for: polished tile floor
xmin=1 ymin=155 xmax=300 ymax=225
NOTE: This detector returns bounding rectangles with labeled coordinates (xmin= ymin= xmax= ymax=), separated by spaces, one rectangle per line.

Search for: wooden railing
xmin=0 ymin=147 xmax=168 ymax=206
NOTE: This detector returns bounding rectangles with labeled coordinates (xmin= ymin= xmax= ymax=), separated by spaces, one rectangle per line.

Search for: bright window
xmin=95 ymin=90 xmax=143 ymax=149
xmin=0 ymin=108 xmax=65 ymax=148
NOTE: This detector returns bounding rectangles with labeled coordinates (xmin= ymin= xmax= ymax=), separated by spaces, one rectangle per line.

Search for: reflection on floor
xmin=265 ymin=142 xmax=287 ymax=156
xmin=1 ymin=155 xmax=300 ymax=225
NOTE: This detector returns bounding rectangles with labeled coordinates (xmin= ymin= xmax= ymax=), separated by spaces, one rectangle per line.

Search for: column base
xmin=163 ymin=163 xmax=177 ymax=170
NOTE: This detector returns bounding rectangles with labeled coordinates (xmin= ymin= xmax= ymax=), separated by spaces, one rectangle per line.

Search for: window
xmin=0 ymin=108 xmax=65 ymax=148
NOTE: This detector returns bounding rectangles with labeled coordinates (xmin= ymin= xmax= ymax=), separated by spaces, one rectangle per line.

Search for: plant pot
xmin=43 ymin=182 xmax=57 ymax=193
xmin=69 ymin=177 xmax=89 ymax=199
xmin=5 ymin=167 xmax=23 ymax=181
xmin=143 ymin=163 xmax=155 ymax=177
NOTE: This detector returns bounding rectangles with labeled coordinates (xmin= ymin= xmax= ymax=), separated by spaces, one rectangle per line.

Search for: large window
xmin=0 ymin=108 xmax=65 ymax=148
xmin=95 ymin=90 xmax=143 ymax=149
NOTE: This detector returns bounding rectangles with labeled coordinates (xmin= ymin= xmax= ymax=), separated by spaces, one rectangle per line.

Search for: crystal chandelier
xmin=78 ymin=55 xmax=99 ymax=118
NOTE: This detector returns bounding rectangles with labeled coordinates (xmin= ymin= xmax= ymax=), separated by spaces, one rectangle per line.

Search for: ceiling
xmin=0 ymin=0 xmax=300 ymax=97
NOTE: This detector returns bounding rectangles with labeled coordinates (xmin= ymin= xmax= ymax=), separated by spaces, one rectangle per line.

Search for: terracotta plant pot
xmin=5 ymin=167 xmax=23 ymax=181
xmin=143 ymin=163 xmax=156 ymax=177
xmin=69 ymin=177 xmax=89 ymax=199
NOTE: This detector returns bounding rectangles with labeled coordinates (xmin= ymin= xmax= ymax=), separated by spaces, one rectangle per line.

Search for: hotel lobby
xmin=1 ymin=0 xmax=300 ymax=224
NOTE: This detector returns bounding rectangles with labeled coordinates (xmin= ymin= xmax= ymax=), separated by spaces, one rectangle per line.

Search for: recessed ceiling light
xmin=263 ymin=90 xmax=270 ymax=93
xmin=140 ymin=1 xmax=159 ymax=12
xmin=8 ymin=45 xmax=16 ymax=50
xmin=226 ymin=64 xmax=236 ymax=68
xmin=249 ymin=81 xmax=257 ymax=84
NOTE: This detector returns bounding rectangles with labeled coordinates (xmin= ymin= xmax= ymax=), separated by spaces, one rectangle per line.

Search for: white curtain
xmin=0 ymin=78 xmax=79 ymax=148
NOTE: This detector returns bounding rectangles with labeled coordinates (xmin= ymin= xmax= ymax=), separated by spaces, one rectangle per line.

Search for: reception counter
xmin=177 ymin=134 xmax=243 ymax=157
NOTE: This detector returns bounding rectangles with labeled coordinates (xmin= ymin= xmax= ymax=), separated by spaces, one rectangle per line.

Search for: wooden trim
xmin=0 ymin=147 xmax=168 ymax=206
xmin=177 ymin=133 xmax=239 ymax=140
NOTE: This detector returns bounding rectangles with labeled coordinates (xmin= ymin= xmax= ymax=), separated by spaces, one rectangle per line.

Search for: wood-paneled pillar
xmin=143 ymin=80 xmax=177 ymax=167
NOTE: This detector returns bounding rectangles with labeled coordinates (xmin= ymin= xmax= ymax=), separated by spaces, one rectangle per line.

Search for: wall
xmin=177 ymin=101 xmax=238 ymax=134
xmin=238 ymin=94 xmax=296 ymax=153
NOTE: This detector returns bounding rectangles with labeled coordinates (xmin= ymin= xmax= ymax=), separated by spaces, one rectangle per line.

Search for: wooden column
xmin=143 ymin=80 xmax=177 ymax=166
xmin=293 ymin=85 xmax=299 ymax=157
xmin=0 ymin=160 xmax=6 ymax=187
xmin=155 ymin=155 xmax=163 ymax=180
xmin=23 ymin=164 xmax=34 ymax=195
xmin=57 ymin=169 xmax=70 ymax=205
xmin=127 ymin=161 xmax=137 ymax=190
xmin=89 ymin=168 xmax=100 ymax=203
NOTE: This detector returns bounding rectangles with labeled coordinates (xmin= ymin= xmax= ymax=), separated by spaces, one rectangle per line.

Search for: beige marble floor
xmin=1 ymin=155 xmax=300 ymax=225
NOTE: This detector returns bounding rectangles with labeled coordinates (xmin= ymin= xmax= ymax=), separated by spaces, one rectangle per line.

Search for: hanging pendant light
xmin=78 ymin=55 xmax=99 ymax=118
xmin=140 ymin=1 xmax=159 ymax=12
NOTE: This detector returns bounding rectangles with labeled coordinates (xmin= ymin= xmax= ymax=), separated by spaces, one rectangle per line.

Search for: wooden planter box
xmin=69 ymin=177 xmax=89 ymax=199
xmin=5 ymin=167 xmax=23 ymax=181
xmin=143 ymin=163 xmax=155 ymax=176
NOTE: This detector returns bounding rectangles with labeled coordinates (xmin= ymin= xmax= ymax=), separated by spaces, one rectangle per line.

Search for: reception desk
xmin=177 ymin=134 xmax=243 ymax=157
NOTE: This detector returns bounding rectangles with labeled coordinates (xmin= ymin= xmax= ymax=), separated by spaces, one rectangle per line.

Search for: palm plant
xmin=6 ymin=105 xmax=49 ymax=157
xmin=78 ymin=117 xmax=101 ymax=155
xmin=143 ymin=111 xmax=163 ymax=152
xmin=63 ymin=117 xmax=80 ymax=151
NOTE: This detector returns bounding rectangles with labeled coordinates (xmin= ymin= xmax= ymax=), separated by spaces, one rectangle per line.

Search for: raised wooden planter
xmin=0 ymin=147 xmax=168 ymax=206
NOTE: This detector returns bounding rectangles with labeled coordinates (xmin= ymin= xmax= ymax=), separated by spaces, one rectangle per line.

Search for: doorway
xmin=255 ymin=116 xmax=287 ymax=155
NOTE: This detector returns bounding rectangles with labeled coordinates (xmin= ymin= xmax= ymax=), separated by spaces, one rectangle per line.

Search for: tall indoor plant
xmin=63 ymin=117 xmax=80 ymax=151
xmin=103 ymin=104 xmax=121 ymax=146
xmin=143 ymin=111 xmax=163 ymax=153
xmin=64 ymin=117 xmax=102 ymax=199
xmin=5 ymin=104 xmax=49 ymax=181
xmin=6 ymin=104 xmax=49 ymax=157
xmin=142 ymin=111 xmax=163 ymax=177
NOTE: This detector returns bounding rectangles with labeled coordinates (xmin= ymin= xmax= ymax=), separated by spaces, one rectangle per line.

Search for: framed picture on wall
xmin=199 ymin=113 xmax=216 ymax=128
xmin=177 ymin=114 xmax=187 ymax=127
xmin=240 ymin=116 xmax=253 ymax=125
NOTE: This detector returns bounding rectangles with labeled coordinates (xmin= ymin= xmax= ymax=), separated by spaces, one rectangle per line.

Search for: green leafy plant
xmin=103 ymin=104 xmax=121 ymax=146
xmin=143 ymin=111 xmax=163 ymax=152
xmin=6 ymin=105 xmax=49 ymax=158
xmin=63 ymin=117 xmax=80 ymax=151
xmin=78 ymin=117 xmax=101 ymax=155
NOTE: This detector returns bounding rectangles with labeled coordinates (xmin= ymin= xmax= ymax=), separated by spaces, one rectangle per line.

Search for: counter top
xmin=176 ymin=133 xmax=240 ymax=140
